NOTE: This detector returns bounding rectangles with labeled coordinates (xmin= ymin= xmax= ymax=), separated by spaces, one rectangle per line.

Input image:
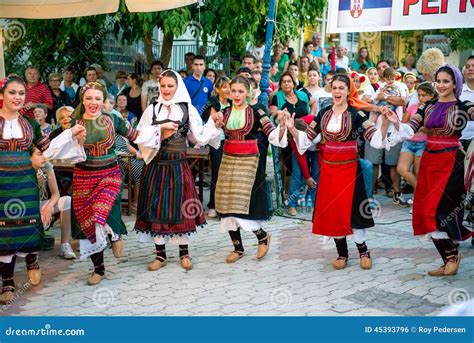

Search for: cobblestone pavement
xmin=2 ymin=195 xmax=473 ymax=316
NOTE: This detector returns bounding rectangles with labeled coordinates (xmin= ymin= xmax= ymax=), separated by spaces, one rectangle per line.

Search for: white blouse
xmin=293 ymin=111 xmax=386 ymax=155
xmin=2 ymin=118 xmax=23 ymax=139
xmin=135 ymin=102 xmax=222 ymax=164
xmin=2 ymin=117 xmax=86 ymax=163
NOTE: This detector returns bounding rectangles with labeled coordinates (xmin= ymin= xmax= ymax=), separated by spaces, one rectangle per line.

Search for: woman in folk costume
xmin=70 ymin=82 xmax=142 ymax=286
xmin=285 ymin=73 xmax=392 ymax=270
xmin=0 ymin=75 xmax=86 ymax=303
xmin=214 ymin=76 xmax=288 ymax=263
xmin=389 ymin=64 xmax=474 ymax=276
xmin=134 ymin=70 xmax=222 ymax=271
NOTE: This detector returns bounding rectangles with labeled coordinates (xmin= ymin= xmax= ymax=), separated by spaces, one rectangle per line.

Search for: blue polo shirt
xmin=183 ymin=75 xmax=213 ymax=116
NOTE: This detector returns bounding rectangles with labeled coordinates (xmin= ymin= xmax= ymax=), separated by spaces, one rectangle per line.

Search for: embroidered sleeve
xmin=255 ymin=106 xmax=287 ymax=148
xmin=304 ymin=111 xmax=322 ymax=141
xmin=257 ymin=107 xmax=276 ymax=137
xmin=461 ymin=100 xmax=474 ymax=121
xmin=356 ymin=111 xmax=377 ymax=141
xmin=114 ymin=114 xmax=139 ymax=141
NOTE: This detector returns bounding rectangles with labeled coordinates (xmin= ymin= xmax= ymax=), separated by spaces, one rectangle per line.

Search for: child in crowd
xmin=31 ymin=146 xmax=76 ymax=259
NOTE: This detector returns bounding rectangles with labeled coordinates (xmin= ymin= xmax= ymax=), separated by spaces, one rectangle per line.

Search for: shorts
xmin=401 ymin=140 xmax=426 ymax=157
xmin=364 ymin=142 xmax=403 ymax=166
xmin=40 ymin=196 xmax=71 ymax=214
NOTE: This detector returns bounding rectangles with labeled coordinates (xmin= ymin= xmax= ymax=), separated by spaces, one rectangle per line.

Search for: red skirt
xmin=73 ymin=164 xmax=122 ymax=243
xmin=312 ymin=141 xmax=374 ymax=237
xmin=413 ymin=136 xmax=472 ymax=240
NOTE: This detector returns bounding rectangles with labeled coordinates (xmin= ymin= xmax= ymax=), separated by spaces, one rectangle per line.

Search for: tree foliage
xmin=197 ymin=0 xmax=327 ymax=54
xmin=3 ymin=0 xmax=327 ymax=76
xmin=4 ymin=15 xmax=111 ymax=78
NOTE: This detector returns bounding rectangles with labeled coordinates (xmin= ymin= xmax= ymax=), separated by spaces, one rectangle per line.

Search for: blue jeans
xmin=305 ymin=150 xmax=320 ymax=203
xmin=359 ymin=158 xmax=373 ymax=199
xmin=288 ymin=151 xmax=320 ymax=207
xmin=288 ymin=152 xmax=304 ymax=208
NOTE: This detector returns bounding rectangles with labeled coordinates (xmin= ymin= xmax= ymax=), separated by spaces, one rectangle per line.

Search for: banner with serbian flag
xmin=337 ymin=0 xmax=392 ymax=28
xmin=327 ymin=0 xmax=474 ymax=33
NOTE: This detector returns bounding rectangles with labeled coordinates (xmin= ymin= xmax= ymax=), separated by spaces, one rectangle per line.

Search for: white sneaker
xmin=60 ymin=243 xmax=76 ymax=260
xmin=207 ymin=209 xmax=217 ymax=218
xmin=409 ymin=208 xmax=413 ymax=214
xmin=407 ymin=198 xmax=414 ymax=205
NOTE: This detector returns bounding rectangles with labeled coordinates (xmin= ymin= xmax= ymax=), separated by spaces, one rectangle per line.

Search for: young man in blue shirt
xmin=183 ymin=55 xmax=213 ymax=116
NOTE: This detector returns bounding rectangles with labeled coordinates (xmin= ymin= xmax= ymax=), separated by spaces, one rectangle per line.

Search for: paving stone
xmin=2 ymin=193 xmax=472 ymax=317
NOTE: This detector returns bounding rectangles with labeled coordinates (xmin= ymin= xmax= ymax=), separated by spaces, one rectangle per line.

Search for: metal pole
xmin=258 ymin=0 xmax=276 ymax=107
xmin=258 ymin=0 xmax=285 ymax=209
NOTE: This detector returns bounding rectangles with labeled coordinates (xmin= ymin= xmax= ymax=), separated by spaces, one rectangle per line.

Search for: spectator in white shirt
xmin=335 ymin=46 xmax=349 ymax=71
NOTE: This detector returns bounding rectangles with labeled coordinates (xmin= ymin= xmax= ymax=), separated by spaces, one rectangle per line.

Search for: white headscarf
xmin=157 ymin=70 xmax=191 ymax=106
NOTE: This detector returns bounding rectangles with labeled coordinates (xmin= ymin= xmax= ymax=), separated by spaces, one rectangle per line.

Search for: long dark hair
xmin=357 ymin=47 xmax=372 ymax=64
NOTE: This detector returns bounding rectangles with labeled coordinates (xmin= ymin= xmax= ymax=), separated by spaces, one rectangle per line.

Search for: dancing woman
xmin=389 ymin=64 xmax=474 ymax=276
xmin=70 ymin=82 xmax=140 ymax=285
xmin=0 ymin=75 xmax=85 ymax=302
xmin=286 ymin=73 xmax=391 ymax=270
xmin=215 ymin=76 xmax=288 ymax=263
xmin=134 ymin=70 xmax=222 ymax=271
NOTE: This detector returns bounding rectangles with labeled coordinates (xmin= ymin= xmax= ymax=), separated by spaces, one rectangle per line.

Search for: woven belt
xmin=321 ymin=158 xmax=358 ymax=165
xmin=425 ymin=146 xmax=459 ymax=154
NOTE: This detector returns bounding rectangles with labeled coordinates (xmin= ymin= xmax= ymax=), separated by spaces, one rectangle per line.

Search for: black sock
xmin=334 ymin=237 xmax=348 ymax=259
xmin=355 ymin=242 xmax=370 ymax=257
xmin=90 ymin=251 xmax=105 ymax=276
xmin=433 ymin=239 xmax=458 ymax=263
xmin=155 ymin=244 xmax=167 ymax=260
xmin=179 ymin=245 xmax=189 ymax=258
xmin=229 ymin=229 xmax=244 ymax=253
xmin=432 ymin=238 xmax=447 ymax=264
xmin=0 ymin=256 xmax=16 ymax=289
xmin=25 ymin=254 xmax=39 ymax=270
xmin=253 ymin=228 xmax=268 ymax=245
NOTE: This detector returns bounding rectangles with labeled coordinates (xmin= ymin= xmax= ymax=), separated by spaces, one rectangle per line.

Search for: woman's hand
xmin=383 ymin=108 xmax=400 ymax=127
xmin=213 ymin=111 xmax=224 ymax=128
xmin=71 ymin=124 xmax=86 ymax=136
xmin=285 ymin=113 xmax=295 ymax=130
xmin=40 ymin=203 xmax=53 ymax=228
xmin=135 ymin=151 xmax=143 ymax=160
xmin=161 ymin=122 xmax=179 ymax=131
xmin=306 ymin=177 xmax=317 ymax=189
xmin=71 ymin=124 xmax=87 ymax=145
xmin=161 ymin=122 xmax=179 ymax=140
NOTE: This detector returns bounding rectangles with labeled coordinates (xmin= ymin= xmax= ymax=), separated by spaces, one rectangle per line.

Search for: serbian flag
xmin=337 ymin=0 xmax=392 ymax=28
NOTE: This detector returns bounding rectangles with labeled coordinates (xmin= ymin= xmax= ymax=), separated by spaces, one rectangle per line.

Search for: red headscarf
xmin=348 ymin=77 xmax=372 ymax=111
